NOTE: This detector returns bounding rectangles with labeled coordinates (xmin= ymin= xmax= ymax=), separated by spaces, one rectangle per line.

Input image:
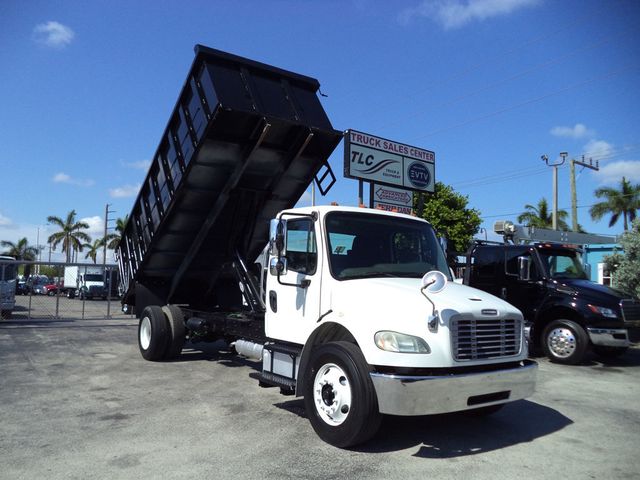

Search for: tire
xmin=593 ymin=345 xmax=628 ymax=359
xmin=303 ymin=341 xmax=381 ymax=448
xmin=542 ymin=319 xmax=589 ymax=365
xmin=48 ymin=290 xmax=55 ymax=296
xmin=163 ymin=305 xmax=186 ymax=359
xmin=138 ymin=305 xmax=170 ymax=361
xmin=1 ymin=310 xmax=12 ymax=319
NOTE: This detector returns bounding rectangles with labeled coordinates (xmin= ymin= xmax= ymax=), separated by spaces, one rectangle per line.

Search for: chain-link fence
xmin=0 ymin=260 xmax=132 ymax=321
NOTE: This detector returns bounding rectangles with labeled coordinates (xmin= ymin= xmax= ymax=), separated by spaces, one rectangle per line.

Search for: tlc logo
xmin=351 ymin=151 xmax=374 ymax=166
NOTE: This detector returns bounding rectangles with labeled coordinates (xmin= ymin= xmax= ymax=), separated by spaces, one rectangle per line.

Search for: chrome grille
xmin=451 ymin=318 xmax=522 ymax=361
xmin=621 ymin=299 xmax=640 ymax=323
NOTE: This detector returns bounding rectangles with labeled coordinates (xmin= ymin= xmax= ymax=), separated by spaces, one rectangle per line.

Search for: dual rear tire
xmin=138 ymin=305 xmax=185 ymax=361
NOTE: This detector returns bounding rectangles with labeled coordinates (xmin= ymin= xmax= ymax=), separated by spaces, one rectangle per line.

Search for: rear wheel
xmin=542 ymin=319 xmax=588 ymax=365
xmin=138 ymin=306 xmax=170 ymax=361
xmin=164 ymin=305 xmax=186 ymax=359
xmin=303 ymin=341 xmax=381 ymax=448
xmin=0 ymin=310 xmax=11 ymax=319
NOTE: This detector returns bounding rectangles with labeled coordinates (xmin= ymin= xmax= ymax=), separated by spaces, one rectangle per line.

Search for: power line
xmin=331 ymin=4 xmax=611 ymax=105
xmin=375 ymin=25 xmax=636 ymax=132
xmin=409 ymin=63 xmax=639 ymax=141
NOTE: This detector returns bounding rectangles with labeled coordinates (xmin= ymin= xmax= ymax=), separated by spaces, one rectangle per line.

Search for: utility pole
xmin=569 ymin=155 xmax=599 ymax=231
xmin=541 ymin=152 xmax=567 ymax=230
xmin=103 ymin=204 xmax=116 ymax=266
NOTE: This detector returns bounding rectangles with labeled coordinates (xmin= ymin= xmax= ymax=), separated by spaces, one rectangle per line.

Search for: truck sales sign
xmin=344 ymin=129 xmax=435 ymax=193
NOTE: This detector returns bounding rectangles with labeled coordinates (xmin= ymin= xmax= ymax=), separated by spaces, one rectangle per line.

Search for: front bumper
xmin=370 ymin=360 xmax=538 ymax=416
xmin=587 ymin=327 xmax=630 ymax=347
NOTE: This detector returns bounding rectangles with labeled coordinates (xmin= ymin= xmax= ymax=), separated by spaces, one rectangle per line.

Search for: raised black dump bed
xmin=117 ymin=45 xmax=342 ymax=311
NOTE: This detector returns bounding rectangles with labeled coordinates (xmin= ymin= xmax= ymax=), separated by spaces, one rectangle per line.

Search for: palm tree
xmin=104 ymin=215 xmax=129 ymax=250
xmin=0 ymin=237 xmax=39 ymax=260
xmin=47 ymin=210 xmax=92 ymax=263
xmin=518 ymin=197 xmax=569 ymax=230
xmin=589 ymin=177 xmax=640 ymax=231
xmin=84 ymin=239 xmax=104 ymax=264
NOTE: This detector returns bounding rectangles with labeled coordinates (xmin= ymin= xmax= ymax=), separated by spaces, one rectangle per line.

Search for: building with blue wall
xmin=583 ymin=243 xmax=622 ymax=286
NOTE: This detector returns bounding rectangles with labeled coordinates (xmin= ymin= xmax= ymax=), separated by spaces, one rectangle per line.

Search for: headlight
xmin=374 ymin=331 xmax=431 ymax=354
xmin=587 ymin=304 xmax=618 ymax=319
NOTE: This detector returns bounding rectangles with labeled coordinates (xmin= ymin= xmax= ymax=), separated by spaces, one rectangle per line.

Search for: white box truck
xmin=63 ymin=265 xmax=106 ymax=299
xmin=116 ymin=46 xmax=537 ymax=447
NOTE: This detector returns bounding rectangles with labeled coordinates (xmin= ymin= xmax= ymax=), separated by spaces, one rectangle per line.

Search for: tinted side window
xmin=505 ymin=249 xmax=538 ymax=279
xmin=471 ymin=247 xmax=502 ymax=281
xmin=286 ymin=219 xmax=317 ymax=275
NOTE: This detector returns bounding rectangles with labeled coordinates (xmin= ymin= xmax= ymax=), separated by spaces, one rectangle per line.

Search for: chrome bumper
xmin=370 ymin=360 xmax=538 ymax=416
xmin=587 ymin=327 xmax=630 ymax=347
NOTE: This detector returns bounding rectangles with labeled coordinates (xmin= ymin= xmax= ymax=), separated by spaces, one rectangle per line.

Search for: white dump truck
xmin=116 ymin=45 xmax=537 ymax=447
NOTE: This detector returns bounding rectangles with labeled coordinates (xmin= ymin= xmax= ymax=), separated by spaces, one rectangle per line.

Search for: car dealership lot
xmin=1 ymin=316 xmax=639 ymax=480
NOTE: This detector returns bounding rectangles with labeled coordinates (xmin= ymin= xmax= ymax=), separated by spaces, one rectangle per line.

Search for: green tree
xmin=517 ymin=197 xmax=569 ymax=230
xmin=604 ymin=219 xmax=640 ymax=297
xmin=415 ymin=182 xmax=482 ymax=253
xmin=84 ymin=239 xmax=105 ymax=264
xmin=589 ymin=177 xmax=640 ymax=231
xmin=103 ymin=215 xmax=129 ymax=250
xmin=47 ymin=210 xmax=92 ymax=263
xmin=0 ymin=237 xmax=39 ymax=260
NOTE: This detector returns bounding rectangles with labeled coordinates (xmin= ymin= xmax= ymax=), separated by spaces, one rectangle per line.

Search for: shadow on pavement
xmin=275 ymin=399 xmax=572 ymax=457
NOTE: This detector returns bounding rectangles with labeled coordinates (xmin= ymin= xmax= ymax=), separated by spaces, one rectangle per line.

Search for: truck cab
xmin=464 ymin=241 xmax=640 ymax=364
xmin=264 ymin=206 xmax=536 ymax=445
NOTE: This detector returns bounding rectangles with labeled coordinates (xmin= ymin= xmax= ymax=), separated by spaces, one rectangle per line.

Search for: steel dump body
xmin=116 ymin=46 xmax=342 ymax=309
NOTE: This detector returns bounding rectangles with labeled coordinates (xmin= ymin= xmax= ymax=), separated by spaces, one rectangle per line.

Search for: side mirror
xmin=421 ymin=270 xmax=447 ymax=293
xmin=518 ymin=256 xmax=531 ymax=281
xmin=269 ymin=257 xmax=287 ymax=276
xmin=269 ymin=219 xmax=287 ymax=256
xmin=420 ymin=270 xmax=447 ymax=333
xmin=584 ymin=263 xmax=591 ymax=278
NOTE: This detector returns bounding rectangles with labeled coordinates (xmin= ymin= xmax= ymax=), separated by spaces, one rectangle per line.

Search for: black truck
xmin=464 ymin=241 xmax=640 ymax=364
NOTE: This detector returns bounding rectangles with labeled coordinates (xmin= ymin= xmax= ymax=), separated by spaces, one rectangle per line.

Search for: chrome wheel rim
xmin=313 ymin=363 xmax=351 ymax=426
xmin=140 ymin=317 xmax=152 ymax=350
xmin=547 ymin=327 xmax=576 ymax=358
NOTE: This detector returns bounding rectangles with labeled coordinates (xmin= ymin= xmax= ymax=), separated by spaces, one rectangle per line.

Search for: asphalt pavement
xmin=1 ymin=315 xmax=639 ymax=480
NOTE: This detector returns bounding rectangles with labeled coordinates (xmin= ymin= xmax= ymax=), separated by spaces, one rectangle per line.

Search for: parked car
xmin=15 ymin=281 xmax=28 ymax=295
xmin=41 ymin=281 xmax=61 ymax=296
xmin=29 ymin=276 xmax=54 ymax=295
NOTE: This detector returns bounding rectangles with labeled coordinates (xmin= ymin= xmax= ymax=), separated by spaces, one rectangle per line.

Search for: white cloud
xmin=80 ymin=216 xmax=105 ymax=241
xmin=594 ymin=160 xmax=640 ymax=185
xmin=109 ymin=184 xmax=140 ymax=198
xmin=33 ymin=21 xmax=75 ymax=48
xmin=398 ymin=0 xmax=540 ymax=29
xmin=52 ymin=172 xmax=95 ymax=187
xmin=121 ymin=159 xmax=151 ymax=170
xmin=583 ymin=139 xmax=614 ymax=160
xmin=550 ymin=123 xmax=595 ymax=139
xmin=0 ymin=213 xmax=12 ymax=227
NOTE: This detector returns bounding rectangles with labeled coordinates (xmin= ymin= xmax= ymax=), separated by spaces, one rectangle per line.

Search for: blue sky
xmin=1 ymin=0 xmax=639 ymax=262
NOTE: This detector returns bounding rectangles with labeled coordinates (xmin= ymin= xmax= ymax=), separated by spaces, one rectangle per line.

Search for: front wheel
xmin=303 ymin=341 xmax=381 ymax=448
xmin=138 ymin=306 xmax=170 ymax=361
xmin=542 ymin=319 xmax=588 ymax=365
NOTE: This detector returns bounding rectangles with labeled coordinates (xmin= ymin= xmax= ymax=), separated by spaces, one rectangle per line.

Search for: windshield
xmin=537 ymin=249 xmax=588 ymax=280
xmin=325 ymin=211 xmax=451 ymax=280
xmin=84 ymin=274 xmax=103 ymax=282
